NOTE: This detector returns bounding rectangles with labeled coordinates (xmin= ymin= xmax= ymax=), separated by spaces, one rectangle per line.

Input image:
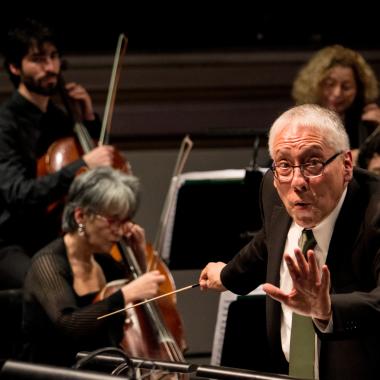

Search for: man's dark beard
xmin=22 ymin=73 xmax=59 ymax=96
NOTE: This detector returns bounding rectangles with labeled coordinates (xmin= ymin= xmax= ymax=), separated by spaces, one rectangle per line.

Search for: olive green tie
xmin=289 ymin=229 xmax=317 ymax=379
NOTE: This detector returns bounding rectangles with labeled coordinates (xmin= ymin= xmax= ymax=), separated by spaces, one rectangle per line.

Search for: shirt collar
xmin=295 ymin=187 xmax=347 ymax=254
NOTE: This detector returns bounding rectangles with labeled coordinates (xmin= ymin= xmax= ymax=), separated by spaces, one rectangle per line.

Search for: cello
xmin=38 ymin=34 xmax=130 ymax=177
xmin=99 ymin=135 xmax=193 ymax=363
xmin=99 ymin=241 xmax=188 ymax=362
xmin=38 ymin=34 xmax=191 ymax=366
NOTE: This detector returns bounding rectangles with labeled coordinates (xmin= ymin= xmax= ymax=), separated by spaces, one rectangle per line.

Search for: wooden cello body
xmin=98 ymin=136 xmax=193 ymax=364
xmin=99 ymin=242 xmax=188 ymax=362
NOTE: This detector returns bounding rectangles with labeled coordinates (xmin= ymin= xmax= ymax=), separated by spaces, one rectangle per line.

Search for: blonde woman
xmin=292 ymin=45 xmax=380 ymax=156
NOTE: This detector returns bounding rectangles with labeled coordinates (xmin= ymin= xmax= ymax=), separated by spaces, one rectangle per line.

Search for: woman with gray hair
xmin=22 ymin=167 xmax=165 ymax=367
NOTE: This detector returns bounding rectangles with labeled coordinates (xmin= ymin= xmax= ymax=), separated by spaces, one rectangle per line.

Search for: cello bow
xmin=99 ymin=33 xmax=128 ymax=146
xmin=153 ymin=135 xmax=194 ymax=259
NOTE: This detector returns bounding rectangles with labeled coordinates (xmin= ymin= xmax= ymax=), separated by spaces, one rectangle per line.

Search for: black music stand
xmin=220 ymin=294 xmax=273 ymax=373
xmin=168 ymin=169 xmax=263 ymax=269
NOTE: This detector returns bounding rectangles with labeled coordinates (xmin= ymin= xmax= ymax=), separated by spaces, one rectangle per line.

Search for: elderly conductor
xmin=200 ymin=104 xmax=380 ymax=380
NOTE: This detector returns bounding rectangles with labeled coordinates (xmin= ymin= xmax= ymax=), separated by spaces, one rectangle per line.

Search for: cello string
xmin=143 ymin=299 xmax=183 ymax=361
xmin=117 ymin=242 xmax=185 ymax=361
xmin=97 ymin=283 xmax=200 ymax=320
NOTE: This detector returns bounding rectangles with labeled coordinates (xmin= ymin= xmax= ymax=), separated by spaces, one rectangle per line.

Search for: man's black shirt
xmin=0 ymin=91 xmax=98 ymax=255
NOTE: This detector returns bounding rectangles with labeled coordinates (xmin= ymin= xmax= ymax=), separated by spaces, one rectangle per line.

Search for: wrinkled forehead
xmin=275 ymin=122 xmax=324 ymax=141
xmin=272 ymin=123 xmax=330 ymax=154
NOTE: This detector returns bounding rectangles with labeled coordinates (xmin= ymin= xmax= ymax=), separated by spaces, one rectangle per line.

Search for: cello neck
xmin=58 ymin=74 xmax=95 ymax=153
xmin=116 ymin=240 xmax=144 ymax=279
xmin=115 ymin=240 xmax=186 ymax=362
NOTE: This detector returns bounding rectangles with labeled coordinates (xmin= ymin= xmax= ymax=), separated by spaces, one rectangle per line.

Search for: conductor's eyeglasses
xmin=271 ymin=151 xmax=343 ymax=182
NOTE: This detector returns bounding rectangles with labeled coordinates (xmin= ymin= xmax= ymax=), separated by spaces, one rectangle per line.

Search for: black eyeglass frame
xmin=271 ymin=151 xmax=344 ymax=182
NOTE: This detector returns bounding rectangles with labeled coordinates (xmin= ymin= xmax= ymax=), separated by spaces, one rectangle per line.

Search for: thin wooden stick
xmin=97 ymin=283 xmax=200 ymax=320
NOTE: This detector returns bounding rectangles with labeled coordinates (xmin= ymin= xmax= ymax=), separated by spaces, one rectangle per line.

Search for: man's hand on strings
xmin=65 ymin=81 xmax=95 ymax=121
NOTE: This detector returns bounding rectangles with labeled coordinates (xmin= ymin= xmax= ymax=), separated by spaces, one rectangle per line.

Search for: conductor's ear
xmin=343 ymin=150 xmax=353 ymax=183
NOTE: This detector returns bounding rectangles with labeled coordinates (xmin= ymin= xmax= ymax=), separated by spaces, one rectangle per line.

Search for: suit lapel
xmin=265 ymin=201 xmax=291 ymax=361
xmin=267 ymin=204 xmax=292 ymax=286
xmin=327 ymin=177 xmax=364 ymax=287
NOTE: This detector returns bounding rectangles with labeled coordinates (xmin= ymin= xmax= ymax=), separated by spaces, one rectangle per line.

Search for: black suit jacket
xmin=221 ymin=168 xmax=380 ymax=380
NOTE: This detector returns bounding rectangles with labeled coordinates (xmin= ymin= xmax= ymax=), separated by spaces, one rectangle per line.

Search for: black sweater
xmin=22 ymin=238 xmax=126 ymax=367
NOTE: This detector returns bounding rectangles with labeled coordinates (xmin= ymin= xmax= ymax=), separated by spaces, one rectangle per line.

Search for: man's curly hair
xmin=292 ymin=45 xmax=379 ymax=105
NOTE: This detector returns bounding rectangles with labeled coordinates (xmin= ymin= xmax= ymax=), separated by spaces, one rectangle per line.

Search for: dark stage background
xmin=0 ymin=3 xmax=379 ymax=54
xmin=0 ymin=3 xmax=379 ymax=362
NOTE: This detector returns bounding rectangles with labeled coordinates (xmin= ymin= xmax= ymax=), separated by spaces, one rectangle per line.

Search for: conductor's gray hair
xmin=268 ymin=104 xmax=350 ymax=158
xmin=62 ymin=167 xmax=140 ymax=233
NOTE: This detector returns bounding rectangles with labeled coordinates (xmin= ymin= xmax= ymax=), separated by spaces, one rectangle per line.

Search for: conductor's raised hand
xmin=263 ymin=248 xmax=331 ymax=321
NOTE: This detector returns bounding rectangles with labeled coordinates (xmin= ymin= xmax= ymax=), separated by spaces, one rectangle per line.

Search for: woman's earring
xmin=78 ymin=223 xmax=86 ymax=236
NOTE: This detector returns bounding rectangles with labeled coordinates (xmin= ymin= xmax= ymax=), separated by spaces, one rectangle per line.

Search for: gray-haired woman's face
xmin=79 ymin=211 xmax=130 ymax=252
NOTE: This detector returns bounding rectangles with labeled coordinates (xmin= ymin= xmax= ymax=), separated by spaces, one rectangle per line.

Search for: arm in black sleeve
xmin=325 ymin=200 xmax=380 ymax=339
xmin=221 ymin=173 xmax=270 ymax=294
xmin=221 ymin=228 xmax=268 ymax=295
xmin=27 ymin=244 xmax=125 ymax=340
xmin=0 ymin=122 xmax=86 ymax=209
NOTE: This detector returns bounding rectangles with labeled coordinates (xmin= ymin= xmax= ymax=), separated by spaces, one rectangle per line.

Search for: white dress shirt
xmin=279 ymin=187 xmax=347 ymax=363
